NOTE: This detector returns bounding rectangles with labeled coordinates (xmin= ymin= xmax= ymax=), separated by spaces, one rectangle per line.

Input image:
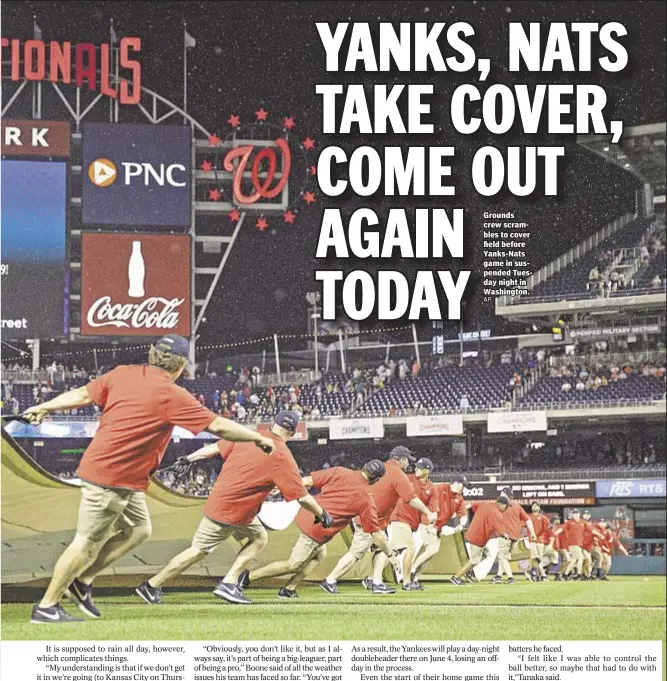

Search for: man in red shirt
xmin=552 ymin=518 xmax=571 ymax=581
xmin=450 ymin=495 xmax=510 ymax=585
xmin=23 ymin=335 xmax=276 ymax=624
xmin=562 ymin=509 xmax=586 ymax=579
xmin=386 ymin=458 xmax=439 ymax=591
xmin=527 ymin=502 xmax=551 ymax=581
xmin=243 ymin=460 xmax=399 ymax=599
xmin=581 ymin=510 xmax=597 ymax=579
xmin=595 ymin=521 xmax=630 ymax=580
xmin=320 ymin=446 xmax=436 ymax=595
xmin=540 ymin=518 xmax=560 ymax=579
xmin=411 ymin=473 xmax=468 ymax=586
xmin=137 ymin=411 xmax=330 ymax=605
xmin=491 ymin=490 xmax=536 ymax=585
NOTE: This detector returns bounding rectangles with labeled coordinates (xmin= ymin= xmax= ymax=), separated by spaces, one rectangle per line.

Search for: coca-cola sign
xmin=81 ymin=233 xmax=191 ymax=336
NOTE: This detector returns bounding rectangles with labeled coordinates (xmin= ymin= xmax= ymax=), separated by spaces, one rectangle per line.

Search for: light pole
xmin=306 ymin=292 xmax=321 ymax=379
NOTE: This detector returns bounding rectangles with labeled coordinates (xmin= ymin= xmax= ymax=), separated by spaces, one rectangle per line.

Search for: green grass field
xmin=2 ymin=576 xmax=665 ymax=642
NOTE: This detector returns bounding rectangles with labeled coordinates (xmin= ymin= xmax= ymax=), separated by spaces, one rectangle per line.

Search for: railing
xmin=548 ymin=351 xmax=666 ymax=368
xmin=517 ymin=398 xmax=666 ymax=411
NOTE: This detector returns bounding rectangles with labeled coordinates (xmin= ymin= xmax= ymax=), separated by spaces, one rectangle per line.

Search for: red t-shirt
xmin=466 ymin=502 xmax=507 ymax=547
xmin=582 ymin=521 xmax=597 ymax=551
xmin=602 ymin=529 xmax=622 ymax=554
xmin=432 ymin=484 xmax=466 ymax=530
xmin=391 ymin=474 xmax=439 ymax=531
xmin=296 ymin=467 xmax=380 ymax=544
xmin=565 ymin=519 xmax=586 ymax=547
xmin=554 ymin=524 xmax=568 ymax=551
xmin=203 ymin=434 xmax=307 ymax=525
xmin=77 ymin=365 xmax=217 ymax=491
xmin=501 ymin=502 xmax=530 ymax=540
xmin=530 ymin=512 xmax=551 ymax=544
xmin=368 ymin=460 xmax=416 ymax=529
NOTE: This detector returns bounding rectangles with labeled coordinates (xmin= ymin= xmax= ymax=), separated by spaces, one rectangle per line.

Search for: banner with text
xmin=406 ymin=414 xmax=464 ymax=437
xmin=1 ymin=119 xmax=71 ymax=157
xmin=81 ymin=232 xmax=191 ymax=336
xmin=463 ymin=480 xmax=596 ymax=505
xmin=329 ymin=418 xmax=384 ymax=440
xmin=487 ymin=410 xmax=548 ymax=433
xmin=596 ymin=479 xmax=666 ymax=499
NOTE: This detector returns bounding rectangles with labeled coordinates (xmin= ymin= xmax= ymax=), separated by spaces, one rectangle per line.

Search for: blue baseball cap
xmin=154 ymin=334 xmax=190 ymax=358
xmin=390 ymin=446 xmax=416 ymax=462
xmin=274 ymin=410 xmax=300 ymax=433
xmin=363 ymin=459 xmax=386 ymax=482
xmin=415 ymin=457 xmax=434 ymax=471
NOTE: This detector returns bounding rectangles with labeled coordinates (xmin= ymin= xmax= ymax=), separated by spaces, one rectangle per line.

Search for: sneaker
xmin=319 ymin=580 xmax=339 ymax=595
xmin=600 ymin=575 xmax=609 ymax=581
xmin=65 ymin=578 xmax=101 ymax=618
xmin=371 ymin=582 xmax=396 ymax=595
xmin=361 ymin=578 xmax=373 ymax=590
xmin=541 ymin=575 xmax=549 ymax=581
xmin=554 ymin=574 xmax=563 ymax=582
xmin=135 ymin=581 xmax=163 ymax=606
xmin=213 ymin=581 xmax=251 ymax=605
xmin=401 ymin=582 xmax=417 ymax=591
xmin=505 ymin=577 xmax=515 ymax=584
xmin=491 ymin=575 xmax=503 ymax=584
xmin=277 ymin=587 xmax=299 ymax=599
xmin=449 ymin=576 xmax=463 ymax=586
xmin=237 ymin=569 xmax=250 ymax=591
xmin=31 ymin=603 xmax=83 ymax=624
xmin=411 ymin=580 xmax=424 ymax=591
xmin=464 ymin=570 xmax=475 ymax=583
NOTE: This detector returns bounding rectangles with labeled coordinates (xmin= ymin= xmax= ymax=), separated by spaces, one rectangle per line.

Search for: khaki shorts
xmin=558 ymin=548 xmax=571 ymax=563
xmin=289 ymin=533 xmax=327 ymax=567
xmin=348 ymin=526 xmax=387 ymax=559
xmin=389 ymin=521 xmax=414 ymax=551
xmin=77 ymin=481 xmax=151 ymax=542
xmin=543 ymin=546 xmax=559 ymax=565
xmin=601 ymin=553 xmax=612 ymax=571
xmin=498 ymin=537 xmax=514 ymax=561
xmin=418 ymin=524 xmax=441 ymax=550
xmin=192 ymin=515 xmax=267 ymax=554
xmin=530 ymin=542 xmax=545 ymax=560
xmin=582 ymin=549 xmax=592 ymax=564
xmin=590 ymin=547 xmax=603 ymax=567
xmin=569 ymin=545 xmax=584 ymax=562
xmin=469 ymin=543 xmax=488 ymax=566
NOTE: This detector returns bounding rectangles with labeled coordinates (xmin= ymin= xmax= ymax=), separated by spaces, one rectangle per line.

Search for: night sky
xmin=2 ymin=1 xmax=665 ymax=348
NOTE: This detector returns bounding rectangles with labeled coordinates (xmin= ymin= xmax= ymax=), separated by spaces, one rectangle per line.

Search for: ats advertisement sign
xmin=82 ymin=123 xmax=191 ymax=226
xmin=81 ymin=233 xmax=191 ymax=336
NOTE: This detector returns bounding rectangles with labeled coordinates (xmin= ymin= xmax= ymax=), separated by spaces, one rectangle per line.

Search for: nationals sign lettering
xmin=81 ymin=233 xmax=191 ymax=336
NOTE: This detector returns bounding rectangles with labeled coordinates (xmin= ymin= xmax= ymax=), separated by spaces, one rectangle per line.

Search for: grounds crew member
xmin=24 ymin=335 xmax=276 ymax=623
xmin=527 ymin=502 xmax=551 ymax=581
xmin=492 ymin=489 xmax=536 ymax=585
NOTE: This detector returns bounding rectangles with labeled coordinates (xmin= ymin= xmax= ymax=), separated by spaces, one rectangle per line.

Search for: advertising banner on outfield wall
xmin=81 ymin=232 xmax=191 ymax=336
xmin=1 ymin=119 xmax=71 ymax=157
xmin=406 ymin=414 xmax=464 ymax=437
xmin=487 ymin=410 xmax=548 ymax=433
xmin=463 ymin=481 xmax=596 ymax=505
xmin=329 ymin=418 xmax=384 ymax=440
xmin=596 ymin=479 xmax=666 ymax=498
xmin=82 ymin=122 xmax=191 ymax=226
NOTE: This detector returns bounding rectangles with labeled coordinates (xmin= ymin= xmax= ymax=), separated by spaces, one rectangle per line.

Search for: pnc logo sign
xmin=88 ymin=158 xmax=117 ymax=187
xmin=87 ymin=158 xmax=186 ymax=188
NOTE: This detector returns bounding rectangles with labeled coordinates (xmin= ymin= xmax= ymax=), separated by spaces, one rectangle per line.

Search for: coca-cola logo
xmin=87 ymin=296 xmax=185 ymax=330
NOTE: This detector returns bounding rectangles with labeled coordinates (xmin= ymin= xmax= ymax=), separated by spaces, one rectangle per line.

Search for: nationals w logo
xmin=223 ymin=139 xmax=291 ymax=205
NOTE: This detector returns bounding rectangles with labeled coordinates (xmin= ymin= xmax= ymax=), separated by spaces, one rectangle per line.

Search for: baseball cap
xmin=502 ymin=486 xmax=513 ymax=498
xmin=415 ymin=457 xmax=434 ymax=471
xmin=497 ymin=494 xmax=511 ymax=506
xmin=582 ymin=510 xmax=591 ymax=517
xmin=274 ymin=410 xmax=300 ymax=433
xmin=154 ymin=334 xmax=190 ymax=358
xmin=451 ymin=473 xmax=468 ymax=486
xmin=571 ymin=508 xmax=581 ymax=515
xmin=390 ymin=445 xmax=416 ymax=462
xmin=363 ymin=459 xmax=386 ymax=482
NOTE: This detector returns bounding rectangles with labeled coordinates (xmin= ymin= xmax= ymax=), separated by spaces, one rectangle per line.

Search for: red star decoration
xmin=303 ymin=191 xmax=316 ymax=205
xmin=255 ymin=107 xmax=269 ymax=121
xmin=310 ymin=165 xmax=317 ymax=176
xmin=208 ymin=188 xmax=222 ymax=202
xmin=283 ymin=210 xmax=296 ymax=224
xmin=200 ymin=160 xmax=213 ymax=172
xmin=283 ymin=116 xmax=296 ymax=130
xmin=229 ymin=209 xmax=241 ymax=222
xmin=228 ymin=114 xmax=241 ymax=128
xmin=256 ymin=217 xmax=269 ymax=232
xmin=208 ymin=133 xmax=221 ymax=147
xmin=302 ymin=137 xmax=315 ymax=150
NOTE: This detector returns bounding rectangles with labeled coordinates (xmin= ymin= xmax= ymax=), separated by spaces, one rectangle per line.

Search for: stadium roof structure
xmin=577 ymin=122 xmax=667 ymax=199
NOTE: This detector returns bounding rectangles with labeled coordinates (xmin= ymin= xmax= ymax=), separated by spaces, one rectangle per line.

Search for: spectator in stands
xmin=561 ymin=381 xmax=572 ymax=393
xmin=459 ymin=394 xmax=470 ymax=412
xmin=575 ymin=379 xmax=585 ymax=392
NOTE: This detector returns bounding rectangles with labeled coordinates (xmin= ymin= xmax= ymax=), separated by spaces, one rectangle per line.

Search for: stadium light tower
xmin=306 ymin=291 xmax=321 ymax=379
